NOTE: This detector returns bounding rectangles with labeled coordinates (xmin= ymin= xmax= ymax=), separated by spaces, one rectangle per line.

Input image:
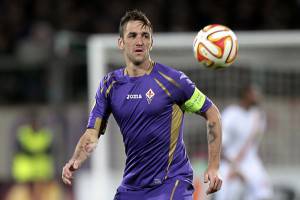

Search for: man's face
xmin=118 ymin=20 xmax=152 ymax=65
xmin=246 ymin=87 xmax=261 ymax=106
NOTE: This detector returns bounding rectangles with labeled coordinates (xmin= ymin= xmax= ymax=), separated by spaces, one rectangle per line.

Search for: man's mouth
xmin=134 ymin=49 xmax=144 ymax=53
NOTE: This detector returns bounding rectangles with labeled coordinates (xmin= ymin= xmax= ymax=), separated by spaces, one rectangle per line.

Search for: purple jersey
xmin=87 ymin=62 xmax=212 ymax=190
xmin=114 ymin=179 xmax=193 ymax=200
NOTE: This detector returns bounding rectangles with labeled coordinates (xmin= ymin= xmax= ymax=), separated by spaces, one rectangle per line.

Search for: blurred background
xmin=0 ymin=0 xmax=300 ymax=200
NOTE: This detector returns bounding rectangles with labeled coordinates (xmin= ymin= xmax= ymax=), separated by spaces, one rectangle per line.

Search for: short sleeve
xmin=176 ymin=71 xmax=212 ymax=113
xmin=173 ymin=71 xmax=195 ymax=104
xmin=87 ymin=77 xmax=111 ymax=131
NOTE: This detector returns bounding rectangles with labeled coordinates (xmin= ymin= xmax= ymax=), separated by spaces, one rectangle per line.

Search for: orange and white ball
xmin=193 ymin=24 xmax=238 ymax=69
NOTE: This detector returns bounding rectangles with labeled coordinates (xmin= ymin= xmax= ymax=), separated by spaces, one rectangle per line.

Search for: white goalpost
xmin=78 ymin=31 xmax=300 ymax=200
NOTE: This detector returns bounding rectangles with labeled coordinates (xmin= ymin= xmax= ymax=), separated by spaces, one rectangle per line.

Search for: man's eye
xmin=128 ymin=34 xmax=136 ymax=38
xmin=143 ymin=33 xmax=150 ymax=38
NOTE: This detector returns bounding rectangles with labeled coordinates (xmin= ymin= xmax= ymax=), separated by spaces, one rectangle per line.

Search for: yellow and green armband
xmin=181 ymin=87 xmax=206 ymax=113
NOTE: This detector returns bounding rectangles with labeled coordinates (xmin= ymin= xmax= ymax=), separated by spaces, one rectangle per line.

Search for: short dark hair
xmin=238 ymin=83 xmax=260 ymax=99
xmin=238 ymin=84 xmax=252 ymax=99
xmin=119 ymin=9 xmax=153 ymax=37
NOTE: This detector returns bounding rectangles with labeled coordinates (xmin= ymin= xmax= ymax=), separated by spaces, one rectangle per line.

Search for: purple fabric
xmin=114 ymin=179 xmax=194 ymax=200
xmin=201 ymin=97 xmax=213 ymax=113
xmin=87 ymin=62 xmax=212 ymax=189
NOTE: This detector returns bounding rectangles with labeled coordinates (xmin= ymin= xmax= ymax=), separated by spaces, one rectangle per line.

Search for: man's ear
xmin=118 ymin=37 xmax=124 ymax=50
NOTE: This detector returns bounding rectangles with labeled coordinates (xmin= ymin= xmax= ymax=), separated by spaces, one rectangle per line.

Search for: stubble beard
xmin=128 ymin=52 xmax=148 ymax=66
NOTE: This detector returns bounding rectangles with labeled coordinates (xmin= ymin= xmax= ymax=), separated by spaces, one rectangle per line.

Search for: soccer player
xmin=215 ymin=84 xmax=273 ymax=200
xmin=62 ymin=10 xmax=222 ymax=199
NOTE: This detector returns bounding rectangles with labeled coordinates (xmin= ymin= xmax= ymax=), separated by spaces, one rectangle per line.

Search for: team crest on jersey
xmin=146 ymin=88 xmax=155 ymax=104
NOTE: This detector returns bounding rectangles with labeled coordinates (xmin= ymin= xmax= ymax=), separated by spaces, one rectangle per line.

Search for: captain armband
xmin=181 ymin=87 xmax=206 ymax=113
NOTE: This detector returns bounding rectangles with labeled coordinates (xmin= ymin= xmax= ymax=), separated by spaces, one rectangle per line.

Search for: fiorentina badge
xmin=146 ymin=88 xmax=155 ymax=104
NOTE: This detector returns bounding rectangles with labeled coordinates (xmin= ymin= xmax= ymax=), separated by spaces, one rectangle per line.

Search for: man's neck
xmin=240 ymin=100 xmax=251 ymax=110
xmin=125 ymin=60 xmax=153 ymax=77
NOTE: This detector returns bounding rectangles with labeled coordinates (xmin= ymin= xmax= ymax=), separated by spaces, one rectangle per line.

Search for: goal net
xmin=79 ymin=31 xmax=300 ymax=200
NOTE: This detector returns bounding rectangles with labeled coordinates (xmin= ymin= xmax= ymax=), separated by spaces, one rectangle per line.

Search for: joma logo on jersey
xmin=126 ymin=94 xmax=142 ymax=100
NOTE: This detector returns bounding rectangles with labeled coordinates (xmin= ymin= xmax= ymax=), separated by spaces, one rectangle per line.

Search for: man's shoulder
xmin=155 ymin=62 xmax=180 ymax=73
xmin=101 ymin=68 xmax=124 ymax=87
xmin=106 ymin=67 xmax=124 ymax=79
xmin=155 ymin=62 xmax=184 ymax=79
xmin=154 ymin=62 xmax=195 ymax=93
xmin=222 ymin=105 xmax=243 ymax=117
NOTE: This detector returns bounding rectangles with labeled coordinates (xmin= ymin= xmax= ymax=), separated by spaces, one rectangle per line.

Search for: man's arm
xmin=62 ymin=128 xmax=99 ymax=185
xmin=197 ymin=103 xmax=222 ymax=194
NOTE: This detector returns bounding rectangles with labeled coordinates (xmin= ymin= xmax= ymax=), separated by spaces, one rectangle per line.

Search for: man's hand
xmin=62 ymin=159 xmax=81 ymax=185
xmin=61 ymin=129 xmax=99 ymax=185
xmin=204 ymin=168 xmax=222 ymax=194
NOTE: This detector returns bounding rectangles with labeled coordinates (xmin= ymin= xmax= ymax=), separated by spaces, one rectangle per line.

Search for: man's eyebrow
xmin=127 ymin=32 xmax=137 ymax=35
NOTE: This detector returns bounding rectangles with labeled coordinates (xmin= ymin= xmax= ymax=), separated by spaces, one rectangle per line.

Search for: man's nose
xmin=136 ymin=36 xmax=143 ymax=45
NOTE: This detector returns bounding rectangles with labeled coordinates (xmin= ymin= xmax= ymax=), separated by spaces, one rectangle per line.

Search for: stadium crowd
xmin=0 ymin=0 xmax=300 ymax=54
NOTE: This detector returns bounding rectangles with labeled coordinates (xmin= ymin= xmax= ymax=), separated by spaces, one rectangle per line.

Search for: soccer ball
xmin=193 ymin=24 xmax=238 ymax=69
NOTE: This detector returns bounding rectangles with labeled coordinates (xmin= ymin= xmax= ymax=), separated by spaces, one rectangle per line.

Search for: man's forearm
xmin=206 ymin=105 xmax=222 ymax=169
xmin=71 ymin=129 xmax=99 ymax=164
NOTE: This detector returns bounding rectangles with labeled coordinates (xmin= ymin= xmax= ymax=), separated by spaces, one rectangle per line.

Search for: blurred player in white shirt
xmin=216 ymin=84 xmax=273 ymax=200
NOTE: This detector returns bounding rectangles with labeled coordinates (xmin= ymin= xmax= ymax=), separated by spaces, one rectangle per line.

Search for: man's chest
xmin=110 ymin=79 xmax=173 ymax=120
xmin=234 ymin=112 xmax=254 ymax=139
